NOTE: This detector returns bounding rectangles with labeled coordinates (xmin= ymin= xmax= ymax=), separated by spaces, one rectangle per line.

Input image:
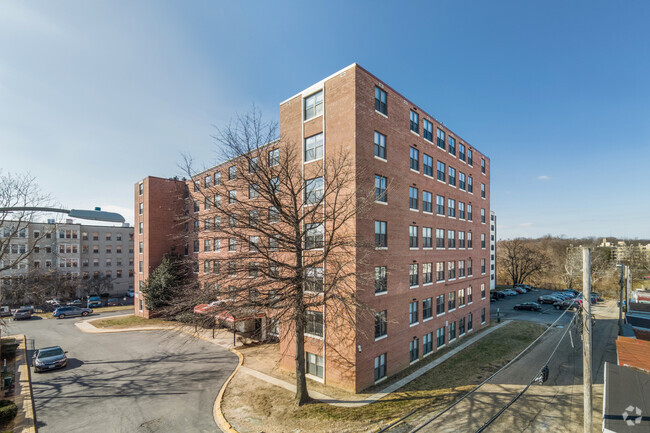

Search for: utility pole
xmin=626 ymin=266 xmax=632 ymax=314
xmin=618 ymin=264 xmax=625 ymax=334
xmin=582 ymin=247 xmax=592 ymax=433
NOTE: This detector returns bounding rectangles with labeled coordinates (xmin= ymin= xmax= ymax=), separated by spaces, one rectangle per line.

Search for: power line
xmin=399 ymin=303 xmax=577 ymax=433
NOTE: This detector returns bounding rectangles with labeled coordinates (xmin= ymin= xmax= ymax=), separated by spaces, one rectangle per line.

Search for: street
xmin=5 ymin=312 xmax=238 ymax=433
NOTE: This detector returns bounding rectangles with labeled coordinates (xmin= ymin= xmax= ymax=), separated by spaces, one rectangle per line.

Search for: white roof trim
xmin=280 ymin=63 xmax=357 ymax=106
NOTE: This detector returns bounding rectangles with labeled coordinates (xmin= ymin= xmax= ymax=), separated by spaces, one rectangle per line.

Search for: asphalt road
xmin=489 ymin=289 xmax=577 ymax=325
xmin=5 ymin=312 xmax=238 ymax=433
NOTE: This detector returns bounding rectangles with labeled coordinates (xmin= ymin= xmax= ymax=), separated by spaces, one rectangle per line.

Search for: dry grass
xmin=91 ymin=315 xmax=170 ymax=328
xmin=224 ymin=321 xmax=546 ymax=432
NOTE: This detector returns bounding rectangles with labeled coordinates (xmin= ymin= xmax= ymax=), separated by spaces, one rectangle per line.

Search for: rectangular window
xmin=204 ymin=260 xmax=211 ymax=274
xmin=375 ymin=86 xmax=387 ymax=115
xmin=458 ymin=172 xmax=466 ymax=190
xmin=305 ymin=267 xmax=324 ymax=292
xmin=448 ymin=261 xmax=456 ymax=279
xmin=481 ymin=259 xmax=486 ymax=274
xmin=375 ymin=310 xmax=387 ymax=339
xmin=468 ymin=204 xmax=473 ymax=221
xmin=249 ymin=210 xmax=258 ymax=227
xmin=481 ymin=308 xmax=486 ymax=324
xmin=229 ymin=165 xmax=236 ymax=180
xmin=214 ymin=171 xmax=221 ymax=185
xmin=204 ymin=175 xmax=212 ymax=188
xmin=229 ymin=238 xmax=237 ymax=252
xmin=304 ymin=90 xmax=324 ymax=120
xmin=409 ymin=301 xmax=418 ymax=324
xmin=436 ymin=294 xmax=445 ymax=315
xmin=468 ymin=312 xmax=473 ymax=331
xmin=306 ymin=311 xmax=324 ymax=337
xmin=481 ymin=158 xmax=486 ymax=173
xmin=437 ymin=327 xmax=445 ymax=347
xmin=481 ymin=208 xmax=486 ymax=223
xmin=458 ymin=231 xmax=465 ymax=249
xmin=468 ymin=258 xmax=473 ymax=276
xmin=410 ymin=110 xmax=419 ymax=133
xmin=138 ymin=182 xmax=144 ymax=195
xmin=468 ymin=149 xmax=473 ymax=166
xmin=418 ymin=192 xmax=431 ymax=214
xmin=204 ymin=239 xmax=211 ymax=252
xmin=468 ymin=176 xmax=473 ymax=193
xmin=423 ymin=119 xmax=433 ymax=141
xmin=138 ymin=202 xmax=143 ymax=215
xmin=423 ymin=298 xmax=433 ymax=319
xmin=448 ymin=166 xmax=456 ymax=186
xmin=410 ymin=338 xmax=419 ymax=362
xmin=481 ymin=183 xmax=486 ymax=198
xmin=437 ymin=161 xmax=446 ymax=181
xmin=305 ymin=223 xmax=324 ymax=249
xmin=229 ymin=190 xmax=236 ymax=204
xmin=449 ymin=321 xmax=456 ymax=341
xmin=374 ymin=131 xmax=386 ymax=159
xmin=436 ymin=195 xmax=445 ymax=215
xmin=437 ymin=128 xmax=445 ymax=149
xmin=375 ymin=221 xmax=387 ymax=247
xmin=422 ymin=227 xmax=432 ymax=248
xmin=436 ymin=262 xmax=445 ymax=282
xmin=374 ymin=354 xmax=387 ymax=381
xmin=304 ymin=133 xmax=324 ymax=162
xmin=268 ymin=148 xmax=280 ymax=167
xmin=249 ymin=184 xmax=258 ymax=199
xmin=448 ymin=199 xmax=456 ymax=217
xmin=481 ymin=283 xmax=486 ymax=299
xmin=409 ymin=263 xmax=419 ymax=287
xmin=436 ymin=229 xmax=445 ymax=248
xmin=481 ymin=233 xmax=486 ymax=249
xmin=423 ymin=154 xmax=433 ymax=176
xmin=448 ymin=291 xmax=456 ymax=310
xmin=468 ymin=286 xmax=473 ymax=303
xmin=458 ymin=260 xmax=465 ymax=277
xmin=410 ymin=147 xmax=419 ymax=171
xmin=459 ymin=143 xmax=465 ymax=161
xmin=306 ymin=352 xmax=324 ymax=378
xmin=249 ymin=236 xmax=259 ymax=252
xmin=375 ymin=266 xmax=387 ymax=293
xmin=214 ymin=239 xmax=221 ymax=252
xmin=305 ymin=177 xmax=324 ymax=205
xmin=422 ymin=262 xmax=432 ymax=284
xmin=448 ymin=136 xmax=456 ymax=155
xmin=458 ymin=202 xmax=466 ymax=219
xmin=409 ymin=187 xmax=418 ymax=210
xmin=423 ymin=332 xmax=433 ymax=355
xmin=459 ymin=288 xmax=466 ymax=307
xmin=409 ymin=225 xmax=418 ymax=248
xmin=375 ymin=175 xmax=387 ymax=202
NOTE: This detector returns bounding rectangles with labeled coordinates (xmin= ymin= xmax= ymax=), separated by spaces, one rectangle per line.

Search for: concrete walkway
xmin=7 ymin=334 xmax=37 ymax=433
xmin=240 ymin=320 xmax=512 ymax=408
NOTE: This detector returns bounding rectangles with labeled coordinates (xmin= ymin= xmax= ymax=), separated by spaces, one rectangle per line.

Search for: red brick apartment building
xmin=134 ymin=64 xmax=491 ymax=392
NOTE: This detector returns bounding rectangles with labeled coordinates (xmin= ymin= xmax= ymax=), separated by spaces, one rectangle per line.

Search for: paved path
xmin=239 ymin=320 xmax=512 ymax=408
xmin=5 ymin=312 xmax=239 ymax=433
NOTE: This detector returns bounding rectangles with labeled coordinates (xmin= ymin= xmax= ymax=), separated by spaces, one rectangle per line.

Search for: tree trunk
xmin=294 ymin=306 xmax=310 ymax=405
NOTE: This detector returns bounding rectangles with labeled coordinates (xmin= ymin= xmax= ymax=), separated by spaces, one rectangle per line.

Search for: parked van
xmin=0 ymin=306 xmax=12 ymax=317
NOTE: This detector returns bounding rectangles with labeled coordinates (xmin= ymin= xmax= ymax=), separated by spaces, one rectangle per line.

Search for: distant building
xmin=599 ymin=238 xmax=650 ymax=262
xmin=490 ymin=211 xmax=496 ymax=290
xmin=0 ymin=220 xmax=134 ymax=296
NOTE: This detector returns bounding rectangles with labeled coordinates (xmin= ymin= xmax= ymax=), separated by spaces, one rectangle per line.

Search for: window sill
xmin=409 ymin=285 xmax=419 ymax=289
xmin=409 ymin=359 xmax=420 ymax=365
xmin=375 ymin=110 xmax=388 ymax=119
xmin=437 ymin=179 xmax=446 ymax=185
xmin=304 ymin=157 xmax=323 ymax=165
xmin=448 ymin=308 xmax=456 ymax=312
xmin=436 ymin=312 xmax=445 ymax=317
xmin=423 ymin=351 xmax=433 ymax=358
xmin=423 ymin=316 xmax=433 ymax=322
xmin=409 ymin=208 xmax=419 ymax=212
xmin=423 ymin=282 xmax=433 ymax=286
xmin=374 ymin=155 xmax=388 ymax=163
xmin=375 ymin=247 xmax=388 ymax=251
xmin=410 ymin=130 xmax=420 ymax=137
xmin=375 ymin=291 xmax=387 ymax=296
xmin=423 ymin=174 xmax=434 ymax=180
xmin=375 ymin=200 xmax=388 ymax=205
xmin=305 ymin=334 xmax=324 ymax=340
xmin=374 ymin=376 xmax=387 ymax=384
xmin=409 ymin=322 xmax=419 ymax=327
xmin=423 ymin=211 xmax=433 ymax=215
xmin=375 ymin=335 xmax=387 ymax=342
xmin=437 ymin=344 xmax=446 ymax=349
xmin=303 ymin=114 xmax=323 ymax=124
xmin=409 ymin=248 xmax=419 ymax=251
xmin=410 ymin=169 xmax=420 ymax=174
xmin=306 ymin=373 xmax=325 ymax=383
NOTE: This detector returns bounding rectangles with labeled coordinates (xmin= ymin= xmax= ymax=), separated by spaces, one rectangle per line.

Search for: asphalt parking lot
xmin=489 ymin=288 xmax=576 ymax=325
xmin=5 ymin=312 xmax=238 ymax=433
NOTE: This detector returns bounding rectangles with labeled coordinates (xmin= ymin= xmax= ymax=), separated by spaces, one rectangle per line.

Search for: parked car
xmin=45 ymin=299 xmax=62 ymax=306
xmin=514 ymin=284 xmax=532 ymax=291
xmin=33 ymin=346 xmax=67 ymax=372
xmin=0 ymin=306 xmax=12 ymax=317
xmin=107 ymin=298 xmax=120 ymax=307
xmin=67 ymin=299 xmax=82 ymax=306
xmin=13 ymin=308 xmax=33 ymax=320
xmin=591 ymin=293 xmax=601 ymax=303
xmin=490 ymin=292 xmax=501 ymax=301
xmin=19 ymin=305 xmax=35 ymax=314
xmin=87 ymin=296 xmax=102 ymax=308
xmin=52 ymin=306 xmax=93 ymax=319
xmin=538 ymin=295 xmax=561 ymax=304
xmin=502 ymin=289 xmax=518 ymax=296
xmin=514 ymin=287 xmax=527 ymax=294
xmin=564 ymin=289 xmax=579 ymax=296
xmin=554 ymin=299 xmax=580 ymax=310
xmin=514 ymin=302 xmax=542 ymax=311
xmin=495 ymin=291 xmax=507 ymax=298
xmin=126 ymin=289 xmax=134 ymax=298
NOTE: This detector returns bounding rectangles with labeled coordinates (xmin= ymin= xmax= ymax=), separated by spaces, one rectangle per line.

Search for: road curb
xmin=212 ymin=347 xmax=243 ymax=433
xmin=11 ymin=334 xmax=37 ymax=433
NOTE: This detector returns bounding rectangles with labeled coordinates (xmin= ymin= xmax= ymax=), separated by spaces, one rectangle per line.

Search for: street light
xmin=0 ymin=207 xmax=125 ymax=223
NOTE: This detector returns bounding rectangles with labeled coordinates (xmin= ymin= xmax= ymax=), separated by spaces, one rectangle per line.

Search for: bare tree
xmin=498 ymin=238 xmax=551 ymax=285
xmin=179 ymin=109 xmax=371 ymax=405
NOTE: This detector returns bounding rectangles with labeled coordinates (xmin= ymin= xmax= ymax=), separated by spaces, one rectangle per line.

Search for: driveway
xmin=5 ymin=312 xmax=238 ymax=433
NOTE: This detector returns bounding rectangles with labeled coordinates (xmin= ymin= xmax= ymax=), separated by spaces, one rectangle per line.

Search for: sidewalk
xmin=8 ymin=334 xmax=36 ymax=433
xmin=238 ymin=320 xmax=512 ymax=407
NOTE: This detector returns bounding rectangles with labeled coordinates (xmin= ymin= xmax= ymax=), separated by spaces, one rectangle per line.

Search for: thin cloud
xmin=537 ymin=175 xmax=551 ymax=180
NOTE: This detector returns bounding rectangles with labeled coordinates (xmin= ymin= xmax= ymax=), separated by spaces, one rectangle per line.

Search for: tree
xmin=498 ymin=238 xmax=551 ymax=285
xmin=181 ymin=109 xmax=369 ymax=405
xmin=0 ymin=171 xmax=55 ymax=274
xmin=140 ymin=253 xmax=194 ymax=313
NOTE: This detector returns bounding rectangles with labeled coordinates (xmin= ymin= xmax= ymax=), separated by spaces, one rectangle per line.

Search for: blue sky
xmin=1 ymin=1 xmax=649 ymax=239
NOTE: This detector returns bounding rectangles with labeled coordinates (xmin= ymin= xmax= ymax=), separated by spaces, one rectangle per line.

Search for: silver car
xmin=33 ymin=346 xmax=68 ymax=372
xmin=13 ymin=308 xmax=32 ymax=320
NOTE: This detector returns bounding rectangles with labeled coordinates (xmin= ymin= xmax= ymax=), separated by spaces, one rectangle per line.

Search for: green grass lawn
xmin=91 ymin=314 xmax=169 ymax=328
xmin=297 ymin=321 xmax=546 ymax=422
